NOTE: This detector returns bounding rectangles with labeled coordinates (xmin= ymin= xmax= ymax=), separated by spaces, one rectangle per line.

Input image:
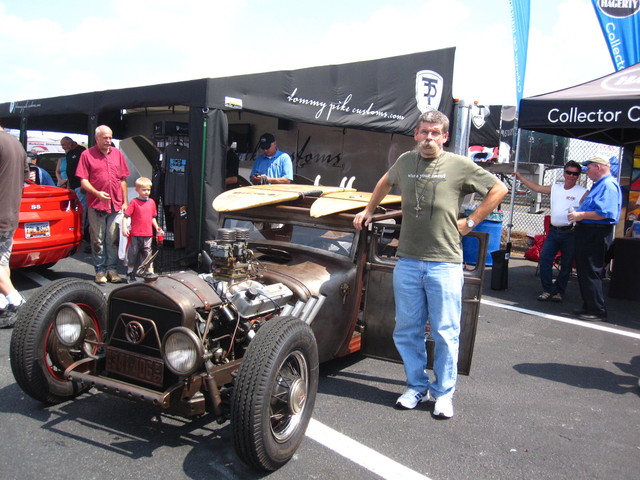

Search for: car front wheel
xmin=10 ymin=279 xmax=107 ymax=404
xmin=231 ymin=315 xmax=319 ymax=471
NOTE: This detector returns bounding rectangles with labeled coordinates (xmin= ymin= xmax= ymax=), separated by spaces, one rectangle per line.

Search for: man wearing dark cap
xmin=515 ymin=161 xmax=587 ymax=303
xmin=568 ymin=155 xmax=622 ymax=321
xmin=26 ymin=151 xmax=55 ymax=186
xmin=250 ymin=133 xmax=293 ymax=184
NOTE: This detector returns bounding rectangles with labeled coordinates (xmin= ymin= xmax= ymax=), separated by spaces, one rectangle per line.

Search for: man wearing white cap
xmin=567 ymin=155 xmax=621 ymax=321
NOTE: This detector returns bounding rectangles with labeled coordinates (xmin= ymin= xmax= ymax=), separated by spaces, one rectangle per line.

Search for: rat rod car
xmin=10 ymin=187 xmax=488 ymax=471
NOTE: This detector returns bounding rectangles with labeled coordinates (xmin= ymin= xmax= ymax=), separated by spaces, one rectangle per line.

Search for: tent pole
xmin=506 ymin=123 xmax=522 ymax=244
xmin=88 ymin=115 xmax=97 ymax=147
xmin=19 ymin=117 xmax=27 ymax=148
xmin=198 ymin=109 xmax=208 ymax=253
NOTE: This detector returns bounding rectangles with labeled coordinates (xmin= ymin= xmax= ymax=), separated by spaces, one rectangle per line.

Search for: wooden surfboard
xmin=212 ymin=184 xmax=352 ymax=212
xmin=310 ymin=191 xmax=401 ymax=217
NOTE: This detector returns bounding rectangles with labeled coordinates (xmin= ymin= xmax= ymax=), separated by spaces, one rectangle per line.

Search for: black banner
xmin=1 ymin=49 xmax=456 ymax=137
xmin=519 ymin=62 xmax=640 ymax=146
xmin=469 ymin=104 xmax=501 ymax=147
xmin=207 ymin=48 xmax=455 ymax=135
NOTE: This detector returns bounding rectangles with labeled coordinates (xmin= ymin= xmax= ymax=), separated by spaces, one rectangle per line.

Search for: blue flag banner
xmin=592 ymin=0 xmax=640 ymax=71
xmin=509 ymin=0 xmax=531 ymax=106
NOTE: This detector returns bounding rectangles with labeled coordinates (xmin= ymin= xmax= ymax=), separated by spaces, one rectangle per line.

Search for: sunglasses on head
xmin=564 ymin=170 xmax=580 ymax=176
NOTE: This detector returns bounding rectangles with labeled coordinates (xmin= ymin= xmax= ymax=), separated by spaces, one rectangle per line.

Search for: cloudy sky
xmin=0 ymin=0 xmax=614 ymax=107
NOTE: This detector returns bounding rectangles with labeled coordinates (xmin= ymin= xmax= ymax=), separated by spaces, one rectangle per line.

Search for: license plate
xmin=105 ymin=346 xmax=164 ymax=387
xmin=25 ymin=221 xmax=51 ymax=239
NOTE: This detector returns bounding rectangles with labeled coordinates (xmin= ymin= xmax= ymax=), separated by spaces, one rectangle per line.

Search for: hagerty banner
xmin=592 ymin=0 xmax=640 ymax=71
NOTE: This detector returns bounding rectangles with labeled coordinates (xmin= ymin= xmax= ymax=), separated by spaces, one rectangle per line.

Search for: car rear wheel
xmin=231 ymin=315 xmax=319 ymax=471
xmin=10 ymin=279 xmax=107 ymax=404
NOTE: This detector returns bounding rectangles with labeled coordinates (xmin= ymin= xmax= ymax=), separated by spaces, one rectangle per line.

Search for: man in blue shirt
xmin=27 ymin=151 xmax=55 ymax=186
xmin=250 ymin=133 xmax=293 ymax=185
xmin=568 ymin=155 xmax=622 ymax=321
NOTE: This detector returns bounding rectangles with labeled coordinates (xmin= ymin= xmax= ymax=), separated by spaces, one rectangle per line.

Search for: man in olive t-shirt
xmin=354 ymin=110 xmax=507 ymax=418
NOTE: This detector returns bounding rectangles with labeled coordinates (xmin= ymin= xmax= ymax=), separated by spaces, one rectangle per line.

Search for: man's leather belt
xmin=550 ymin=225 xmax=573 ymax=231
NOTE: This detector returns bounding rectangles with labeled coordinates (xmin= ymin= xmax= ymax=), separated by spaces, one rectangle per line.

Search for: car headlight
xmin=161 ymin=327 xmax=204 ymax=376
xmin=55 ymin=303 xmax=91 ymax=347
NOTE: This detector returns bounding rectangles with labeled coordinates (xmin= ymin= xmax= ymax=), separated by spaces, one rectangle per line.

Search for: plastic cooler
xmin=462 ymin=210 xmax=503 ymax=266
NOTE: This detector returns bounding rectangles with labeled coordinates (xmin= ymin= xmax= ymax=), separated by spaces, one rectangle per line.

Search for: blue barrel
xmin=462 ymin=212 xmax=503 ymax=266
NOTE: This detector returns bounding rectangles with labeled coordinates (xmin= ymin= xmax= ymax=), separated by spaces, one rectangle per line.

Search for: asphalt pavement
xmin=0 ymin=249 xmax=638 ymax=480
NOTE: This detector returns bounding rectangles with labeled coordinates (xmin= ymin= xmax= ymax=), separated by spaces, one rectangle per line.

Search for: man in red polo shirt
xmin=76 ymin=125 xmax=130 ymax=284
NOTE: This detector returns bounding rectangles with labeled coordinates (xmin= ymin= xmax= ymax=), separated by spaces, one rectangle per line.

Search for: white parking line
xmin=481 ymin=299 xmax=640 ymax=340
xmin=306 ymin=419 xmax=432 ymax=480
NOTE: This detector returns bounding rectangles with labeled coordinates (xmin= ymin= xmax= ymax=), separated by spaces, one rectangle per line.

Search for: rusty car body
xmin=10 ymin=190 xmax=487 ymax=470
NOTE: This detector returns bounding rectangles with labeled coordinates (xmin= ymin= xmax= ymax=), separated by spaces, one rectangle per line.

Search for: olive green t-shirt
xmin=387 ymin=150 xmax=498 ymax=263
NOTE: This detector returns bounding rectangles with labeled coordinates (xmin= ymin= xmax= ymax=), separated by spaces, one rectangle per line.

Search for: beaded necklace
xmin=413 ymin=153 xmax=444 ymax=218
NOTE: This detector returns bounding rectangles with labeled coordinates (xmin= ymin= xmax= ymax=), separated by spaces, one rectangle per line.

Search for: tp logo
xmin=415 ymin=70 xmax=443 ymax=113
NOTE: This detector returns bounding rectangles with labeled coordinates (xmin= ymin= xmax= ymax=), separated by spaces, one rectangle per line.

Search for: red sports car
xmin=10 ymin=181 xmax=83 ymax=269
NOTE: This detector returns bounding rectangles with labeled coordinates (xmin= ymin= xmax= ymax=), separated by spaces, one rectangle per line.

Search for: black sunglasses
xmin=564 ymin=170 xmax=580 ymax=176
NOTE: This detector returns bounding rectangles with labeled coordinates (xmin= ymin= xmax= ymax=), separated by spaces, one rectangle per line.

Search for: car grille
xmin=105 ymin=297 xmax=183 ymax=388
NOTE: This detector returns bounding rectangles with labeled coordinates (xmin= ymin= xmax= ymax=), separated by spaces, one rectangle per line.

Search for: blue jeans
xmin=87 ymin=208 xmax=120 ymax=274
xmin=539 ymin=227 xmax=576 ymax=295
xmin=393 ymin=258 xmax=463 ymax=398
xmin=74 ymin=187 xmax=88 ymax=230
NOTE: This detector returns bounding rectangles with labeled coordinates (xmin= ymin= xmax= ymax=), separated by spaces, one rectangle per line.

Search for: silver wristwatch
xmin=466 ymin=217 xmax=475 ymax=228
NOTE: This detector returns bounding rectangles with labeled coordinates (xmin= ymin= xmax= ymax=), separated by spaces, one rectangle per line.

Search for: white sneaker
xmin=396 ymin=389 xmax=430 ymax=409
xmin=0 ymin=298 xmax=25 ymax=329
xmin=433 ymin=395 xmax=454 ymax=418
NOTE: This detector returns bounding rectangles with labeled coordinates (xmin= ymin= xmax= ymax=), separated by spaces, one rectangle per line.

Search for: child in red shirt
xmin=122 ymin=177 xmax=163 ymax=283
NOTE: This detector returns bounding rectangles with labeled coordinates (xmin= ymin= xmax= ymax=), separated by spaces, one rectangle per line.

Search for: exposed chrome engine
xmin=198 ymin=227 xmax=325 ymax=361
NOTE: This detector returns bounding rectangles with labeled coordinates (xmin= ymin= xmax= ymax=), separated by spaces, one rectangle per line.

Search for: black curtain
xmin=186 ymin=107 xmax=227 ymax=262
xmin=469 ymin=105 xmax=501 ymax=147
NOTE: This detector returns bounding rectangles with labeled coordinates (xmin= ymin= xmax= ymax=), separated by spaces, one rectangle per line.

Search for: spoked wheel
xmin=269 ymin=350 xmax=309 ymax=441
xmin=10 ymin=279 xmax=107 ymax=404
xmin=231 ymin=316 xmax=319 ymax=471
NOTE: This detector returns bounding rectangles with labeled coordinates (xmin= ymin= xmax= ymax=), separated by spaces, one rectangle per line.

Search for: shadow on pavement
xmin=513 ymin=358 xmax=640 ymax=395
xmin=481 ymin=256 xmax=640 ymax=331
